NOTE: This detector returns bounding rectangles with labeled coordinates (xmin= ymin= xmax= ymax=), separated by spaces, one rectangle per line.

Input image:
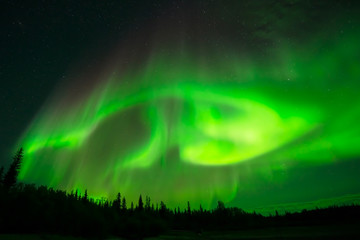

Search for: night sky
xmin=2 ymin=0 xmax=360 ymax=213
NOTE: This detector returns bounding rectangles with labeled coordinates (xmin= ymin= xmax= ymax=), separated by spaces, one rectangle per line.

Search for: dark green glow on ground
xmin=16 ymin=4 xmax=360 ymax=211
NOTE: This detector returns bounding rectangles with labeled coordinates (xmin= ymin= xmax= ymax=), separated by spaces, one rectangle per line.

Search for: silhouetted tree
xmin=145 ymin=196 xmax=151 ymax=211
xmin=82 ymin=189 xmax=88 ymax=203
xmin=3 ymin=148 xmax=23 ymax=190
xmin=217 ymin=201 xmax=225 ymax=211
xmin=138 ymin=195 xmax=144 ymax=211
xmin=122 ymin=196 xmax=127 ymax=210
xmin=159 ymin=201 xmax=167 ymax=216
xmin=113 ymin=192 xmax=121 ymax=210
xmin=74 ymin=190 xmax=78 ymax=200
xmin=104 ymin=200 xmax=109 ymax=208
xmin=131 ymin=201 xmax=134 ymax=211
xmin=187 ymin=201 xmax=191 ymax=215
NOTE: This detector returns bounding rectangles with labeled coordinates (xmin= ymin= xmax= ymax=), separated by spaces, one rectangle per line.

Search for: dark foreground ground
xmin=148 ymin=224 xmax=360 ymax=239
xmin=1 ymin=223 xmax=359 ymax=240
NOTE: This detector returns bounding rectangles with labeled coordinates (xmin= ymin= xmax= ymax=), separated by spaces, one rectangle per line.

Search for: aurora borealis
xmin=4 ymin=1 xmax=360 ymax=212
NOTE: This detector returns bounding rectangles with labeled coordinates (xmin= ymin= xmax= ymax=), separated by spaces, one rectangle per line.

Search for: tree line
xmin=1 ymin=148 xmax=360 ymax=239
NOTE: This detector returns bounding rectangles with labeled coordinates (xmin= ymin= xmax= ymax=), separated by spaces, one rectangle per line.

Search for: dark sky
xmin=0 ymin=0 xmax=175 ymax=164
xmin=2 ymin=0 xmax=360 ymax=210
xmin=1 ymin=1 xmax=359 ymax=160
xmin=1 ymin=0 xmax=350 ymax=164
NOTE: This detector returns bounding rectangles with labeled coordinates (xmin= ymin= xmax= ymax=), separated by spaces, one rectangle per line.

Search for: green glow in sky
xmin=16 ymin=9 xmax=360 ymax=211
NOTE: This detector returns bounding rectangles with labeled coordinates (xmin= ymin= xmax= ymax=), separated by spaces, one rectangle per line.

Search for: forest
xmin=1 ymin=148 xmax=360 ymax=239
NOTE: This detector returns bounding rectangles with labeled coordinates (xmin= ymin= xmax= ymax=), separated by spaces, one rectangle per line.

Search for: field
xmin=1 ymin=223 xmax=359 ymax=240
xmin=146 ymin=224 xmax=360 ymax=240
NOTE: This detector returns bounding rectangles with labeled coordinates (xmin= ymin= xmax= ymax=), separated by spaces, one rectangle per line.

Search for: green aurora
xmin=15 ymin=2 xmax=360 ymax=211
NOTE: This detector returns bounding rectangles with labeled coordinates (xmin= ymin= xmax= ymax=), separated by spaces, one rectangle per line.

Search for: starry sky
xmin=2 ymin=0 xmax=360 ymax=212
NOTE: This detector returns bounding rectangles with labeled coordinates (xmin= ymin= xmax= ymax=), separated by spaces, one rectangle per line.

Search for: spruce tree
xmin=145 ymin=196 xmax=151 ymax=211
xmin=113 ymin=192 xmax=121 ymax=209
xmin=122 ymin=196 xmax=127 ymax=210
xmin=3 ymin=148 xmax=23 ymax=190
xmin=138 ymin=194 xmax=144 ymax=211
xmin=83 ymin=189 xmax=88 ymax=202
